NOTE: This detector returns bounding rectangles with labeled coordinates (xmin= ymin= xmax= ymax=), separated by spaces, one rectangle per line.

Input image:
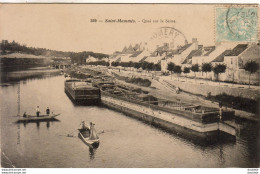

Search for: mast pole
xmin=17 ymin=82 xmax=20 ymax=116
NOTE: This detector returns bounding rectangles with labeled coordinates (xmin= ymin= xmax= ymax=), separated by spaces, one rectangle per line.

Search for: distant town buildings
xmin=52 ymin=57 xmax=71 ymax=69
xmin=86 ymin=38 xmax=259 ymax=85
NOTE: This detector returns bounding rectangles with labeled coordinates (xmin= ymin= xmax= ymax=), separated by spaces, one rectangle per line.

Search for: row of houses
xmin=86 ymin=39 xmax=260 ymax=84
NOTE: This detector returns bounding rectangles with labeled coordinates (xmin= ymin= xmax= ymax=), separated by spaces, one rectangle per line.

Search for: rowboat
xmin=17 ymin=113 xmax=60 ymax=123
xmin=78 ymin=122 xmax=100 ymax=148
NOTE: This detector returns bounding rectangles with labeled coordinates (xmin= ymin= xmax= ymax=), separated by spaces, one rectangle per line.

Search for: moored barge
xmin=65 ymin=79 xmax=101 ymax=105
xmin=100 ymin=84 xmax=236 ymax=144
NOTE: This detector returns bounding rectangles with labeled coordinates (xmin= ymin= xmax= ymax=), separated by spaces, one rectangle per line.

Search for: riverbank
xmin=71 ymin=65 xmax=259 ymax=123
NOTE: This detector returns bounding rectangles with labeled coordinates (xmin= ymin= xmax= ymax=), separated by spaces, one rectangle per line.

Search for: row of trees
xmin=111 ymin=61 xmax=161 ymax=71
xmin=167 ymin=62 xmax=227 ymax=81
xmin=87 ymin=60 xmax=110 ymax=66
xmin=167 ymin=61 xmax=259 ymax=88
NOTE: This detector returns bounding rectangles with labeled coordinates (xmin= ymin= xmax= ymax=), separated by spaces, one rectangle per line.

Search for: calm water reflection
xmin=0 ymin=74 xmax=259 ymax=168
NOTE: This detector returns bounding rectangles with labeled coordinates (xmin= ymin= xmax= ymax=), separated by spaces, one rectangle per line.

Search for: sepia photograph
xmin=0 ymin=3 xmax=259 ymax=169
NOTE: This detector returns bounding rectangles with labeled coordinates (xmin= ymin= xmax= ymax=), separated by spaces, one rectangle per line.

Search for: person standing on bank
xmin=36 ymin=106 xmax=40 ymax=117
xmin=46 ymin=107 xmax=50 ymax=115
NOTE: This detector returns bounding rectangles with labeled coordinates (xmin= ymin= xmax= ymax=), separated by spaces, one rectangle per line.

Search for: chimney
xmin=192 ymin=38 xmax=198 ymax=50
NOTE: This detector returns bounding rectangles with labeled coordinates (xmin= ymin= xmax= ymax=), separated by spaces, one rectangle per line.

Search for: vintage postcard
xmin=0 ymin=3 xmax=259 ymax=169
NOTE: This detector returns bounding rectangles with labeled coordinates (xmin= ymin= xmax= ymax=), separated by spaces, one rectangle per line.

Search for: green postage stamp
xmin=216 ymin=6 xmax=258 ymax=42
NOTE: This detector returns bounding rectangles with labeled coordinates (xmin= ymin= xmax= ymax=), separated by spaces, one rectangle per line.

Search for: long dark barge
xmin=99 ymin=83 xmax=236 ymax=143
xmin=65 ymin=79 xmax=101 ymax=105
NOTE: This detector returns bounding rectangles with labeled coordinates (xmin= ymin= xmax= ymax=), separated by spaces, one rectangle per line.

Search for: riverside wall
xmin=101 ymin=95 xmax=236 ymax=144
xmin=163 ymin=79 xmax=259 ymax=100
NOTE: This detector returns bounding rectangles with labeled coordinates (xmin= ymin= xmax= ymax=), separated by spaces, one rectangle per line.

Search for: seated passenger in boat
xmin=81 ymin=121 xmax=90 ymax=137
xmin=23 ymin=112 xmax=27 ymax=118
xmin=81 ymin=121 xmax=88 ymax=130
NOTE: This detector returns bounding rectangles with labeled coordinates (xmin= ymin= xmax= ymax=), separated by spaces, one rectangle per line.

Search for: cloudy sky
xmin=0 ymin=4 xmax=218 ymax=54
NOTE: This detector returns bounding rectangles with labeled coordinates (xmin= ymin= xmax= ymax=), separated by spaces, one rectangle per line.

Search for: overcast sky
xmin=0 ymin=4 xmax=219 ymax=54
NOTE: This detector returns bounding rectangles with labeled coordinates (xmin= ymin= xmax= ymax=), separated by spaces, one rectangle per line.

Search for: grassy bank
xmin=210 ymin=93 xmax=259 ymax=114
xmin=112 ymin=72 xmax=151 ymax=87
xmin=65 ymin=69 xmax=94 ymax=79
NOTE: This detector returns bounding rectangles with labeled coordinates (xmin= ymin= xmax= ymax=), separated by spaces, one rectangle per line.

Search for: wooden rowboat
xmin=17 ymin=113 xmax=60 ymax=123
xmin=78 ymin=123 xmax=100 ymax=148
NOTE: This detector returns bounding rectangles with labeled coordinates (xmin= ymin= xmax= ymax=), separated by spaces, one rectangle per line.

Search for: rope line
xmin=2 ymin=152 xmax=16 ymax=168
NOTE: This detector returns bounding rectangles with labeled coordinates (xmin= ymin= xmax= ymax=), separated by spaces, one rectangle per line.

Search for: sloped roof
xmin=139 ymin=56 xmax=148 ymax=62
xmin=176 ymin=43 xmax=193 ymax=54
xmin=122 ymin=46 xmax=127 ymax=53
xmin=130 ymin=51 xmax=143 ymax=57
xmin=183 ymin=58 xmax=192 ymax=64
xmin=203 ymin=46 xmax=216 ymax=56
xmin=127 ymin=45 xmax=135 ymax=52
xmin=151 ymin=43 xmax=193 ymax=57
xmin=115 ymin=57 xmax=121 ymax=62
xmin=212 ymin=50 xmax=232 ymax=62
xmin=133 ymin=44 xmax=140 ymax=51
xmin=185 ymin=45 xmax=203 ymax=59
xmin=226 ymin=44 xmax=248 ymax=56
xmin=150 ymin=45 xmax=168 ymax=57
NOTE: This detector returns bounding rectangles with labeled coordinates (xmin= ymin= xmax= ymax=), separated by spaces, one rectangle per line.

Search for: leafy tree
xmin=141 ymin=61 xmax=149 ymax=74
xmin=167 ymin=62 xmax=175 ymax=79
xmin=111 ymin=61 xmax=119 ymax=67
xmin=173 ymin=65 xmax=182 ymax=81
xmin=191 ymin=64 xmax=200 ymax=81
xmin=167 ymin=62 xmax=175 ymax=72
xmin=154 ymin=63 xmax=161 ymax=71
xmin=213 ymin=64 xmax=227 ymax=83
xmin=244 ymin=61 xmax=259 ymax=88
xmin=183 ymin=67 xmax=190 ymax=74
xmin=183 ymin=67 xmax=190 ymax=81
xmin=146 ymin=62 xmax=155 ymax=72
xmin=202 ymin=63 xmax=212 ymax=78
xmin=134 ymin=62 xmax=141 ymax=69
xmin=128 ymin=61 xmax=134 ymax=67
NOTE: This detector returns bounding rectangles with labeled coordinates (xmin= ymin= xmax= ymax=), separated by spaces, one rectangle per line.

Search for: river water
xmin=0 ymin=73 xmax=259 ymax=168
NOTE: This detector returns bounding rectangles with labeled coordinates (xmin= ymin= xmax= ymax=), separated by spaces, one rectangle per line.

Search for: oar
xmin=97 ymin=130 xmax=105 ymax=134
xmin=57 ymin=134 xmax=77 ymax=138
xmin=12 ymin=115 xmax=21 ymax=117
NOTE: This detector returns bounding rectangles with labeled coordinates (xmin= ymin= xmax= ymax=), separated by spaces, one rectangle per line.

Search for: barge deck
xmin=65 ymin=79 xmax=101 ymax=105
xmin=101 ymin=90 xmax=236 ymax=143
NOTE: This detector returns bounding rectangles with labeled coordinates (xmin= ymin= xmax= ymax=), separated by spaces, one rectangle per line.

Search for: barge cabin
xmin=65 ymin=79 xmax=101 ymax=105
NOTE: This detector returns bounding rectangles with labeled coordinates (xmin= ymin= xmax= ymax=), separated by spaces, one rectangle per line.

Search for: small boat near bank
xmin=17 ymin=113 xmax=60 ymax=123
xmin=78 ymin=122 xmax=100 ymax=148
